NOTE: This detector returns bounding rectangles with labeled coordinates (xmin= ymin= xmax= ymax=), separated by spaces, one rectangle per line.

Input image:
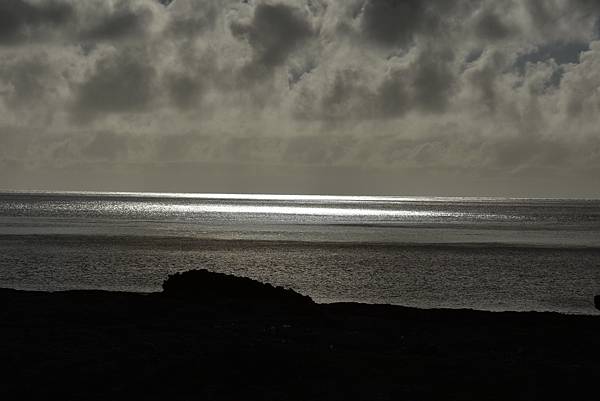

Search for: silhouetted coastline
xmin=1 ymin=270 xmax=599 ymax=400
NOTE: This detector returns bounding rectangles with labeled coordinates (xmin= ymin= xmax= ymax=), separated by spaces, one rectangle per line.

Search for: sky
xmin=1 ymin=0 xmax=600 ymax=197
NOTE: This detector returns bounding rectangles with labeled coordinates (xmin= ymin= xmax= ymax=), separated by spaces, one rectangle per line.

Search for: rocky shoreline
xmin=1 ymin=270 xmax=599 ymax=400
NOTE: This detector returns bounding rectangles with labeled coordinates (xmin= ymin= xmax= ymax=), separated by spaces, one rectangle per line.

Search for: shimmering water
xmin=1 ymin=191 xmax=599 ymax=313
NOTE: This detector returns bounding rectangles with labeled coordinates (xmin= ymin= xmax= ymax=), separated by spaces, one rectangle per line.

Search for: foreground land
xmin=1 ymin=273 xmax=599 ymax=400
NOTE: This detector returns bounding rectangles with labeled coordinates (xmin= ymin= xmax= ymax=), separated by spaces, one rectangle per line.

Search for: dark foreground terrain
xmin=1 ymin=270 xmax=599 ymax=400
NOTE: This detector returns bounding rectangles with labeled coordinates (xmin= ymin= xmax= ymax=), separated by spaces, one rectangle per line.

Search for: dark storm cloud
xmin=166 ymin=73 xmax=204 ymax=110
xmin=360 ymin=0 xmax=429 ymax=47
xmin=359 ymin=0 xmax=467 ymax=47
xmin=474 ymin=11 xmax=512 ymax=41
xmin=72 ymin=48 xmax=155 ymax=121
xmin=81 ymin=7 xmax=151 ymax=41
xmin=157 ymin=0 xmax=176 ymax=7
xmin=0 ymin=0 xmax=73 ymax=44
xmin=231 ymin=3 xmax=313 ymax=77
xmin=522 ymin=0 xmax=558 ymax=33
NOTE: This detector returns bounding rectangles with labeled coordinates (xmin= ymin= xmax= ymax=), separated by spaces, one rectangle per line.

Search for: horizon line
xmin=1 ymin=189 xmax=599 ymax=202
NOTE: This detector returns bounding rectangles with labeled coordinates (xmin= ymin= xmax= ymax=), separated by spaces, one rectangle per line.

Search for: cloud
xmin=80 ymin=5 xmax=152 ymax=41
xmin=230 ymin=2 xmax=313 ymax=78
xmin=157 ymin=0 xmax=176 ymax=7
xmin=71 ymin=47 xmax=156 ymax=122
xmin=165 ymin=72 xmax=204 ymax=110
xmin=0 ymin=0 xmax=73 ymax=45
xmin=82 ymin=130 xmax=129 ymax=160
xmin=1 ymin=0 xmax=600 ymax=196
xmin=360 ymin=0 xmax=434 ymax=47
xmin=165 ymin=1 xmax=219 ymax=37
xmin=293 ymin=43 xmax=456 ymax=120
xmin=0 ymin=53 xmax=51 ymax=109
xmin=473 ymin=10 xmax=513 ymax=41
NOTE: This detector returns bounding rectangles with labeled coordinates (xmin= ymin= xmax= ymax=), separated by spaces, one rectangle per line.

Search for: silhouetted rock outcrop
xmin=1 ymin=286 xmax=600 ymax=400
xmin=161 ymin=269 xmax=313 ymax=305
xmin=595 ymin=295 xmax=600 ymax=311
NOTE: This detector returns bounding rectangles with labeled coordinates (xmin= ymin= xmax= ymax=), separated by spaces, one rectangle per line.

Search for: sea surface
xmin=1 ymin=191 xmax=599 ymax=314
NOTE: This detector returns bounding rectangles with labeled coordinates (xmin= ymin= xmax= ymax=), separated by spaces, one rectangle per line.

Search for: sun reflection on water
xmin=141 ymin=203 xmax=454 ymax=218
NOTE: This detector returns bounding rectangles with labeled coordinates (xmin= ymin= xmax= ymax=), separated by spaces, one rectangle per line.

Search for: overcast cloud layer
xmin=1 ymin=0 xmax=600 ymax=196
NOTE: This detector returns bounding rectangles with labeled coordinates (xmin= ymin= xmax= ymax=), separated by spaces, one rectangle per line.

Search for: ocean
xmin=1 ymin=191 xmax=599 ymax=314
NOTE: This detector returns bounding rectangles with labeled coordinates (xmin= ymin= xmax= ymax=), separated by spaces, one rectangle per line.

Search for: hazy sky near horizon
xmin=1 ymin=0 xmax=600 ymax=196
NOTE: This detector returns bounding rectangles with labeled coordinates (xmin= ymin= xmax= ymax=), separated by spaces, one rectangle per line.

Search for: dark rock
xmin=2 ymin=286 xmax=600 ymax=400
xmin=161 ymin=269 xmax=313 ymax=305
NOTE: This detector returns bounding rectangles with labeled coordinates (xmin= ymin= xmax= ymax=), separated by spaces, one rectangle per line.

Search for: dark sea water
xmin=1 ymin=191 xmax=599 ymax=314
